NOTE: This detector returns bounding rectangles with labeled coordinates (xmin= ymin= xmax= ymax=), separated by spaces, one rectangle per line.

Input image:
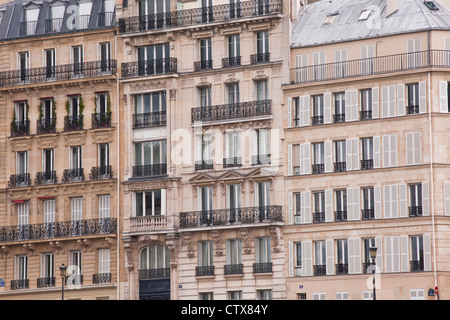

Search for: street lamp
xmin=369 ymin=246 xmax=378 ymax=300
xmin=59 ymin=264 xmax=67 ymax=300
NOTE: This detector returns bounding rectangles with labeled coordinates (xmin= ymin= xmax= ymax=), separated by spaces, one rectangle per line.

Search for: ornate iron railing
xmin=409 ymin=206 xmax=423 ymax=217
xmin=92 ymin=113 xmax=111 ymax=129
xmin=313 ymin=265 xmax=326 ymax=276
xmin=93 ymin=273 xmax=112 ymax=284
xmin=224 ymin=264 xmax=243 ymax=275
xmin=195 ymin=160 xmax=214 ymax=171
xmin=37 ymin=118 xmax=56 ymax=134
xmin=335 ymin=263 xmax=348 ymax=275
xmin=312 ymin=163 xmax=325 ymax=174
xmin=191 ymin=99 xmax=271 ymax=123
xmin=66 ymin=275 xmax=83 ymax=286
xmin=35 ymin=171 xmax=57 ymax=186
xmin=0 ymin=60 xmax=117 ymax=87
xmin=250 ymin=52 xmax=270 ymax=64
xmin=222 ymin=56 xmax=241 ymax=68
xmin=335 ymin=210 xmax=347 ymax=222
xmin=223 ymin=157 xmax=242 ymax=168
xmin=334 ymin=162 xmax=346 ymax=172
xmin=132 ymin=111 xmax=166 ymax=128
xmin=121 ymin=58 xmax=177 ymax=78
xmin=407 ymin=105 xmax=420 ymax=115
xmin=410 ymin=260 xmax=424 ymax=272
xmin=179 ymin=205 xmax=282 ymax=228
xmin=195 ymin=266 xmax=215 ymax=277
xmin=362 ymin=208 xmax=375 ymax=220
xmin=89 ymin=166 xmax=113 ymax=181
xmin=64 ymin=115 xmax=84 ymax=131
xmin=37 ymin=277 xmax=55 ymax=288
xmin=251 ymin=154 xmax=271 ymax=165
xmin=11 ymin=279 xmax=29 ymax=290
xmin=8 ymin=173 xmax=31 ymax=188
xmin=0 ymin=218 xmax=116 ymax=242
xmin=139 ymin=268 xmax=170 ymax=280
xmin=118 ymin=0 xmax=282 ymax=34
xmin=132 ymin=164 xmax=167 ymax=177
xmin=361 ymin=159 xmax=374 ymax=170
xmin=62 ymin=168 xmax=85 ymax=183
xmin=313 ymin=212 xmax=325 ymax=223
xmin=253 ymin=262 xmax=272 ymax=273
xmin=334 ymin=113 xmax=345 ymax=123
xmin=10 ymin=120 xmax=30 ymax=137
xmin=194 ymin=60 xmax=213 ymax=71
xmin=311 ymin=115 xmax=324 ymax=125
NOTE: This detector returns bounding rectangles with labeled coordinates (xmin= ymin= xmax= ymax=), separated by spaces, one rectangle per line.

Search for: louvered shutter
xmin=325 ymin=189 xmax=333 ymax=222
xmin=324 ymin=93 xmax=332 ymax=124
xmin=302 ymin=240 xmax=313 ymax=276
xmin=397 ymin=84 xmax=405 ymax=116
xmin=419 ymin=81 xmax=426 ymax=114
xmin=326 ymin=239 xmax=334 ymax=275
xmin=439 ymin=81 xmax=448 ymax=113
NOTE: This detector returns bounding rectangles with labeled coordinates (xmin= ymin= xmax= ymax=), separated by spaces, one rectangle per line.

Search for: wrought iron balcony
xmin=11 ymin=279 xmax=29 ymax=290
xmin=195 ymin=160 xmax=214 ymax=171
xmin=97 ymin=12 xmax=115 ymax=27
xmin=223 ymin=157 xmax=242 ymax=168
xmin=361 ymin=159 xmax=374 ymax=170
xmin=288 ymin=50 xmax=450 ymax=85
xmin=334 ymin=162 xmax=346 ymax=172
xmin=313 ymin=265 xmax=326 ymax=276
xmin=34 ymin=171 xmax=57 ymax=186
xmin=251 ymin=154 xmax=271 ymax=165
xmin=132 ymin=164 xmax=167 ymax=177
xmin=253 ymin=262 xmax=272 ymax=273
xmin=37 ymin=277 xmax=55 ymax=288
xmin=409 ymin=206 xmax=423 ymax=217
xmin=0 ymin=218 xmax=117 ymax=243
xmin=93 ymin=273 xmax=112 ymax=284
xmin=362 ymin=208 xmax=375 ymax=220
xmin=410 ymin=260 xmax=424 ymax=272
xmin=360 ymin=110 xmax=372 ymax=120
xmin=335 ymin=210 xmax=347 ymax=222
xmin=66 ymin=275 xmax=83 ymax=286
xmin=224 ymin=264 xmax=244 ymax=275
xmin=222 ymin=56 xmax=241 ymax=68
xmin=121 ymin=58 xmax=177 ymax=78
xmin=118 ymin=0 xmax=282 ymax=34
xmin=407 ymin=105 xmax=420 ymax=115
xmin=194 ymin=60 xmax=213 ymax=71
xmin=8 ymin=173 xmax=31 ymax=188
xmin=10 ymin=120 xmax=29 ymax=137
xmin=89 ymin=165 xmax=113 ymax=181
xmin=250 ymin=53 xmax=270 ymax=64
xmin=92 ymin=113 xmax=112 ymax=129
xmin=61 ymin=168 xmax=85 ymax=183
xmin=44 ymin=18 xmax=63 ymax=33
xmin=336 ymin=263 xmax=348 ymax=275
xmin=191 ymin=99 xmax=271 ymax=123
xmin=196 ymin=266 xmax=215 ymax=277
xmin=312 ymin=163 xmax=325 ymax=174
xmin=37 ymin=118 xmax=56 ymax=134
xmin=311 ymin=115 xmax=324 ymax=125
xmin=132 ymin=111 xmax=166 ymax=128
xmin=19 ymin=21 xmax=37 ymax=36
xmin=362 ymin=262 xmax=373 ymax=274
xmin=334 ymin=113 xmax=345 ymax=123
xmin=139 ymin=268 xmax=170 ymax=280
xmin=64 ymin=115 xmax=83 ymax=132
xmin=0 ymin=60 xmax=117 ymax=87
xmin=313 ymin=212 xmax=325 ymax=223
xmin=179 ymin=205 xmax=282 ymax=228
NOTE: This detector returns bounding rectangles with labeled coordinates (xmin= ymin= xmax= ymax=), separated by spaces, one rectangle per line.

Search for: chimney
xmin=386 ymin=0 xmax=399 ymax=16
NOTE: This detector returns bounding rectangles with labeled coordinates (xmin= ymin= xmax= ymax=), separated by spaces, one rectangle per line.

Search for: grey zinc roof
xmin=291 ymin=0 xmax=450 ymax=48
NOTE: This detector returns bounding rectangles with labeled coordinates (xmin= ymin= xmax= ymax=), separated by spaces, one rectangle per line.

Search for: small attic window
xmin=424 ymin=1 xmax=439 ymax=10
xmin=323 ymin=12 xmax=339 ymax=25
xmin=358 ymin=9 xmax=372 ymax=21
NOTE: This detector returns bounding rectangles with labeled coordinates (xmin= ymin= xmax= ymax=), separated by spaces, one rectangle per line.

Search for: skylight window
xmin=358 ymin=9 xmax=372 ymax=21
xmin=323 ymin=12 xmax=339 ymax=25
xmin=424 ymin=1 xmax=439 ymax=10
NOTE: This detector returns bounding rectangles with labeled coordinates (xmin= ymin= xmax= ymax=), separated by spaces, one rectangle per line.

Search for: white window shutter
xmin=397 ymin=84 xmax=405 ymax=116
xmin=375 ymin=236 xmax=383 ymax=272
xmin=301 ymin=95 xmax=310 ymax=127
xmin=422 ymin=182 xmax=430 ymax=216
xmin=347 ymin=187 xmax=354 ymax=221
xmin=348 ymin=238 xmax=361 ymax=274
xmin=346 ymin=138 xmax=353 ymax=171
xmin=287 ymin=144 xmax=293 ymax=176
xmin=382 ymin=135 xmax=390 ymax=168
xmin=325 ymin=189 xmax=333 ymax=222
xmin=352 ymin=138 xmax=359 ymax=170
xmin=389 ymin=85 xmax=396 ymax=117
xmin=300 ymin=143 xmax=311 ymax=175
xmin=390 ymin=135 xmax=397 ymax=167
xmin=324 ymin=93 xmax=332 ymax=124
xmin=413 ymin=132 xmax=421 ymax=165
xmin=288 ymin=192 xmax=293 ymax=224
xmin=391 ymin=184 xmax=398 ymax=218
xmin=302 ymin=240 xmax=313 ymax=276
xmin=384 ymin=185 xmax=392 ymax=219
xmin=399 ymin=184 xmax=408 ymax=218
xmin=381 ymin=86 xmax=388 ymax=118
xmin=302 ymin=191 xmax=311 ymax=224
xmin=386 ymin=236 xmax=400 ymax=272
xmin=406 ymin=133 xmax=413 ymax=165
xmin=351 ymin=90 xmax=358 ymax=121
xmin=444 ymin=182 xmax=450 ymax=216
xmin=439 ymin=81 xmax=448 ymax=113
xmin=419 ymin=81 xmax=427 ymax=114
xmin=161 ymin=189 xmax=167 ymax=215
xmin=348 ymin=187 xmax=360 ymax=221
xmin=400 ymin=235 xmax=409 ymax=272
xmin=353 ymin=188 xmax=360 ymax=220
xmin=423 ymin=234 xmax=432 ymax=271
xmin=373 ymin=136 xmax=380 ymax=168
xmin=287 ymin=97 xmax=292 ymax=128
xmin=324 ymin=140 xmax=332 ymax=173
xmin=326 ymin=239 xmax=334 ymax=275
xmin=372 ymin=87 xmax=380 ymax=118
xmin=288 ymin=241 xmax=294 ymax=277
xmin=374 ymin=186 xmax=382 ymax=219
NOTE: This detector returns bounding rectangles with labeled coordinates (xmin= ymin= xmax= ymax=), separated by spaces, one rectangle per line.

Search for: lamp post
xmin=59 ymin=264 xmax=67 ymax=300
xmin=369 ymin=246 xmax=378 ymax=300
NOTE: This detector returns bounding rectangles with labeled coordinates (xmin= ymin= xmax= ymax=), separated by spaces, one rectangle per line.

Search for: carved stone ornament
xmin=269 ymin=226 xmax=282 ymax=253
xmin=91 ymin=128 xmax=114 ymax=144
xmin=211 ymin=231 xmax=223 ymax=256
xmin=124 ymin=181 xmax=168 ymax=194
xmin=254 ymin=69 xmax=268 ymax=79
xmin=63 ymin=131 xmax=86 ymax=146
xmin=169 ymin=89 xmax=177 ymax=101
xmin=10 ymin=136 xmax=32 ymax=152
xmin=128 ymin=80 xmax=166 ymax=93
xmin=225 ymin=73 xmax=239 ymax=83
xmin=36 ymin=134 xmax=58 ymax=149
xmin=182 ymin=233 xmax=195 ymax=258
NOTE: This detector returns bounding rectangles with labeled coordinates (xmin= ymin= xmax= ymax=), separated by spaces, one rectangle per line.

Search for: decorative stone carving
xmin=169 ymin=89 xmax=177 ymax=101
xmin=91 ymin=128 xmax=114 ymax=144
xmin=240 ymin=228 xmax=252 ymax=254
xmin=211 ymin=231 xmax=223 ymax=256
xmin=269 ymin=226 xmax=282 ymax=253
xmin=36 ymin=134 xmax=58 ymax=149
xmin=63 ymin=131 xmax=86 ymax=146
xmin=10 ymin=136 xmax=32 ymax=152
xmin=128 ymin=80 xmax=166 ymax=93
xmin=182 ymin=233 xmax=194 ymax=258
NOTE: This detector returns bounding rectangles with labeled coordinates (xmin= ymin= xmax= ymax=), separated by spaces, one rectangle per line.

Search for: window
xmin=424 ymin=1 xmax=439 ymax=10
xmin=407 ymin=83 xmax=419 ymax=114
xmin=293 ymin=97 xmax=300 ymax=127
xmin=22 ymin=7 xmax=39 ymax=35
xmin=226 ymin=83 xmax=240 ymax=104
xmin=16 ymin=151 xmax=28 ymax=175
xmin=14 ymin=255 xmax=28 ymax=288
xmin=68 ymin=95 xmax=81 ymax=119
xmin=257 ymin=290 xmax=272 ymax=300
xmin=199 ymin=186 xmax=213 ymax=212
xmin=229 ymin=0 xmax=241 ymax=19
xmin=199 ymin=38 xmax=212 ymax=69
xmin=196 ymin=133 xmax=213 ymax=169
xmin=38 ymin=98 xmax=55 ymax=133
xmin=382 ymin=134 xmax=397 ymax=168
xmin=294 ymin=192 xmax=301 ymax=224
xmin=335 ymin=190 xmax=347 ymax=221
xmin=407 ymin=38 xmax=421 ymax=69
xmin=363 ymin=238 xmax=376 ymax=273
xmin=200 ymin=292 xmax=214 ymax=300
xmin=96 ymin=92 xmax=109 ymax=118
xmin=255 ymin=80 xmax=268 ymax=101
xmin=70 ymin=146 xmax=82 ymax=171
xmin=39 ymin=253 xmax=54 ymax=287
xmin=138 ymin=0 xmax=170 ymax=28
xmin=226 ymin=239 xmax=242 ymax=274
xmin=14 ymin=101 xmax=28 ymax=128
xmin=135 ymin=190 xmax=164 ymax=216
xmin=140 ymin=245 xmax=170 ymax=271
xmin=18 ymin=52 xmax=30 ymax=82
xmin=313 ymin=191 xmax=325 ymax=223
xmin=298 ymin=293 xmax=307 ymax=300
xmin=294 ymin=242 xmax=302 ymax=276
xmin=385 ymin=236 xmax=400 ymax=272
xmin=313 ymin=292 xmax=326 ymax=300
xmin=72 ymin=46 xmax=84 ymax=76
xmin=225 ymin=131 xmax=241 ymax=167
xmin=68 ymin=251 xmax=82 ymax=285
xmin=410 ymin=289 xmax=425 ymax=300
xmin=44 ymin=49 xmax=56 ymax=79
xmin=363 ymin=290 xmax=374 ymax=300
xmin=314 ymin=240 xmax=326 ymax=275
xmin=334 ymin=140 xmax=346 ymax=172
xmin=137 ymin=43 xmax=171 ymax=75
xmin=312 ymin=95 xmax=324 ymax=125
xmin=16 ymin=202 xmax=29 ymax=240
xmin=406 ymin=132 xmax=421 ymax=165
xmin=336 ymin=240 xmax=348 ymax=274
xmin=253 ymin=128 xmax=269 ymax=165
xmin=71 ymin=197 xmax=83 ymax=221
xmin=254 ymin=30 xmax=269 ymax=63
xmin=199 ymin=86 xmax=211 ymax=108
xmin=97 ymin=249 xmax=111 ymax=282
xmin=255 ymin=237 xmax=271 ymax=265
xmin=292 ymin=144 xmax=300 ymax=175
xmin=226 ymin=184 xmax=241 ymax=222
xmin=336 ymin=292 xmax=349 ymax=300
xmin=197 ymin=241 xmax=214 ymax=276
xmin=362 ymin=187 xmax=375 ymax=220
xmin=334 ymin=92 xmax=345 ymax=122
xmin=255 ymin=181 xmax=270 ymax=207
xmin=228 ymin=291 xmax=242 ymax=300
xmin=43 ymin=199 xmax=56 ymax=229
xmin=360 ymin=89 xmax=373 ymax=119
xmin=361 ymin=137 xmax=373 ymax=169
xmin=47 ymin=2 xmax=64 ymax=32
xmin=134 ymin=92 xmax=167 ymax=128
xmin=409 ymin=184 xmax=422 ymax=217
xmin=381 ymin=85 xmax=396 ymax=118
xmin=78 ymin=0 xmax=93 ymax=29
xmin=134 ymin=140 xmax=167 ymax=175
xmin=99 ymin=195 xmax=111 ymax=220
xmin=410 ymin=235 xmax=424 ymax=272
xmin=334 ymin=49 xmax=348 ymax=78
xmin=312 ymin=142 xmax=324 ymax=174
xmin=226 ymin=35 xmax=241 ymax=66
xmin=99 ymin=42 xmax=111 ymax=72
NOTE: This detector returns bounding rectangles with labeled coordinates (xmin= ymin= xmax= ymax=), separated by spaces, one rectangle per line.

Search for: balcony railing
xmin=335 ymin=210 xmax=347 ymax=222
xmin=334 ymin=162 xmax=346 ymax=172
xmin=288 ymin=49 xmax=450 ymax=85
xmin=37 ymin=118 xmax=56 ymax=134
xmin=44 ymin=18 xmax=63 ymax=33
xmin=223 ymin=157 xmax=242 ymax=168
xmin=97 ymin=12 xmax=115 ymax=27
xmin=0 ymin=60 xmax=117 ymax=87
xmin=222 ymin=56 xmax=241 ymax=68
xmin=409 ymin=206 xmax=423 ymax=217
xmin=334 ymin=113 xmax=345 ymax=123
xmin=132 ymin=164 xmax=167 ymax=177
xmin=253 ymin=262 xmax=272 ymax=273
xmin=118 ymin=0 xmax=282 ymax=34
xmin=313 ymin=265 xmax=326 ymax=276
xmin=0 ymin=218 xmax=117 ymax=243
xmin=34 ymin=171 xmax=57 ymax=186
xmin=132 ymin=111 xmax=166 ymax=128
xmin=191 ymin=99 xmax=271 ymax=123
xmin=179 ymin=205 xmax=282 ymax=228
xmin=130 ymin=215 xmax=168 ymax=232
xmin=336 ymin=263 xmax=348 ymax=275
xmin=93 ymin=273 xmax=112 ymax=284
xmin=11 ymin=279 xmax=29 ymax=290
xmin=362 ymin=208 xmax=375 ymax=220
xmin=313 ymin=212 xmax=325 ymax=223
xmin=64 ymin=115 xmax=83 ymax=131
xmin=251 ymin=154 xmax=271 ymax=165
xmin=251 ymin=53 xmax=270 ymax=64
xmin=37 ymin=277 xmax=55 ymax=288
xmin=407 ymin=105 xmax=420 ymax=115
xmin=8 ymin=173 xmax=31 ymax=188
xmin=10 ymin=120 xmax=29 ymax=137
xmin=410 ymin=260 xmax=424 ymax=272
xmin=89 ymin=165 xmax=113 ymax=181
xmin=224 ymin=264 xmax=244 ymax=275
xmin=66 ymin=275 xmax=83 ymax=286
xmin=196 ymin=266 xmax=215 ymax=277
xmin=312 ymin=163 xmax=324 ymax=174
xmin=92 ymin=113 xmax=112 ymax=129
xmin=361 ymin=159 xmax=374 ymax=170
xmin=360 ymin=110 xmax=372 ymax=120
xmin=194 ymin=60 xmax=213 ymax=71
xmin=121 ymin=58 xmax=177 ymax=78
xmin=195 ymin=160 xmax=214 ymax=171
xmin=311 ymin=115 xmax=324 ymax=125
xmin=61 ymin=168 xmax=85 ymax=183
xmin=139 ymin=268 xmax=170 ymax=280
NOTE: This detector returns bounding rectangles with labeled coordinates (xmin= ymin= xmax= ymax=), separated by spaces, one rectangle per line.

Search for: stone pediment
xmin=189 ymin=172 xmax=217 ymax=184
xmin=245 ymin=167 xmax=276 ymax=179
xmin=216 ymin=170 xmax=246 ymax=181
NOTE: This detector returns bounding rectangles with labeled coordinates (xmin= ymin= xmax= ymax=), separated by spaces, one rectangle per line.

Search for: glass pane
xmin=145 ymin=192 xmax=153 ymax=216
xmin=135 ymin=192 xmax=143 ymax=216
xmin=154 ymin=190 xmax=162 ymax=215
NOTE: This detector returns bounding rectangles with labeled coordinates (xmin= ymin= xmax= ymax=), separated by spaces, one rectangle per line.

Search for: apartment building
xmin=0 ymin=0 xmax=119 ymax=300
xmin=116 ymin=0 xmax=291 ymax=300
xmin=283 ymin=0 xmax=450 ymax=300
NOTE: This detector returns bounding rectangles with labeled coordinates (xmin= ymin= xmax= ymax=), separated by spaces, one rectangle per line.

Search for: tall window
xmin=199 ymin=86 xmax=211 ymax=108
xmin=361 ymin=137 xmax=373 ymax=169
xmin=255 ymin=80 xmax=268 ymax=101
xmin=199 ymin=38 xmax=212 ymax=69
xmin=99 ymin=42 xmax=112 ymax=73
xmin=255 ymin=181 xmax=270 ymax=207
xmin=226 ymin=184 xmax=241 ymax=222
xmin=197 ymin=241 xmax=214 ymax=276
xmin=72 ymin=46 xmax=84 ymax=76
xmin=70 ymin=146 xmax=82 ymax=170
xmin=362 ymin=187 xmax=375 ymax=220
xmin=336 ymin=239 xmax=348 ymax=274
xmin=68 ymin=251 xmax=82 ymax=285
xmin=312 ymin=142 xmax=324 ymax=174
xmin=45 ymin=48 xmax=56 ymax=79
xmin=407 ymin=83 xmax=419 ymax=114
xmin=18 ymin=52 xmax=30 ymax=82
xmin=226 ymin=83 xmax=240 ymax=104
xmin=98 ymin=195 xmax=111 ymax=220
xmin=410 ymin=235 xmax=424 ymax=272
xmin=14 ymin=255 xmax=28 ymax=288
xmin=98 ymin=143 xmax=110 ymax=174
xmin=138 ymin=0 xmax=171 ymax=29
xmin=313 ymin=191 xmax=325 ymax=223
xmin=363 ymin=238 xmax=375 ymax=272
xmin=314 ymin=240 xmax=326 ymax=275
xmin=226 ymin=239 xmax=242 ymax=274
xmin=294 ymin=242 xmax=302 ymax=276
xmin=293 ymin=192 xmax=301 ymax=224
xmin=226 ymin=35 xmax=241 ymax=66
xmin=140 ymin=245 xmax=170 ymax=272
xmin=137 ymin=43 xmax=171 ymax=75
xmin=253 ymin=128 xmax=269 ymax=165
xmin=17 ymin=202 xmax=29 ymax=240
xmin=135 ymin=190 xmax=164 ymax=216
xmin=43 ymin=199 xmax=56 ymax=234
xmin=360 ymin=89 xmax=373 ymax=120
xmin=334 ymin=140 xmax=346 ymax=172
xmin=335 ymin=189 xmax=347 ymax=221
xmin=255 ymin=237 xmax=271 ymax=271
xmin=312 ymin=95 xmax=324 ymax=125
xmin=16 ymin=151 xmax=28 ymax=176
xmin=200 ymin=0 xmax=213 ymax=23
xmin=14 ymin=101 xmax=28 ymax=132
xmin=334 ymin=92 xmax=345 ymax=123
xmin=134 ymin=92 xmax=166 ymax=128
xmin=225 ymin=131 xmax=241 ymax=167
xmin=134 ymin=140 xmax=167 ymax=176
xmin=254 ymin=30 xmax=269 ymax=63
xmin=409 ymin=184 xmax=422 ymax=217
xmin=39 ymin=253 xmax=54 ymax=287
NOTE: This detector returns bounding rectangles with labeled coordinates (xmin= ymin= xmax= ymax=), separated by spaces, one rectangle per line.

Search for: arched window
xmin=139 ymin=245 xmax=170 ymax=279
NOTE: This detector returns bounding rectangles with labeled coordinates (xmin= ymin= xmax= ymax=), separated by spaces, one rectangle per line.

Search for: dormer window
xmin=424 ymin=1 xmax=439 ymax=10
xmin=20 ymin=3 xmax=40 ymax=36
xmin=358 ymin=9 xmax=372 ymax=21
xmin=46 ymin=0 xmax=65 ymax=33
xmin=323 ymin=12 xmax=339 ymax=25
